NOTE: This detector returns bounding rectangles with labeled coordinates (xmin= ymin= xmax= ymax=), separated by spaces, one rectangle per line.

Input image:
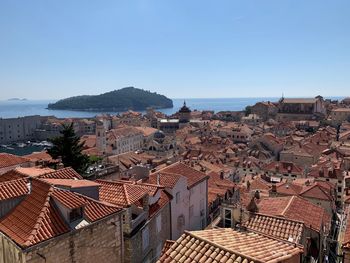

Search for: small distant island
xmin=8 ymin=98 xmax=27 ymax=101
xmin=47 ymin=87 xmax=173 ymax=111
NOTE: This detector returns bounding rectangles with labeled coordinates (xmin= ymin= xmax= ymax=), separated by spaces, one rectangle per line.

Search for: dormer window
xmin=69 ymin=207 xmax=83 ymax=222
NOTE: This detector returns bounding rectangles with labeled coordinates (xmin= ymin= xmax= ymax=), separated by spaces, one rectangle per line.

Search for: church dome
xmin=154 ymin=130 xmax=165 ymax=140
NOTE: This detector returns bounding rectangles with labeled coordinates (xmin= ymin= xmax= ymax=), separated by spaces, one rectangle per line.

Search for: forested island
xmin=47 ymin=87 xmax=173 ymax=111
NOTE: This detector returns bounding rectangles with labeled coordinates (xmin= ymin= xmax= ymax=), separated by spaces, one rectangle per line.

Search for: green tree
xmin=48 ymin=123 xmax=89 ymax=174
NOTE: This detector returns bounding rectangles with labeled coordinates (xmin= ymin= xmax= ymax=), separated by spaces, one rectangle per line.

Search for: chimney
xmin=275 ymin=164 xmax=280 ymax=172
xmin=26 ymin=178 xmax=32 ymax=194
xmin=142 ymin=195 xmax=149 ymax=212
xmin=271 ymin=183 xmax=277 ymax=193
xmin=157 ymin=173 xmax=160 ymax=185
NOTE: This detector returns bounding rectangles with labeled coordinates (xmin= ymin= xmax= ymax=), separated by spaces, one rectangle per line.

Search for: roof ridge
xmin=281 ymin=196 xmax=295 ymax=216
xmin=122 ymin=184 xmax=131 ymax=205
xmin=254 ymin=212 xmax=305 ymax=225
xmin=24 ymin=185 xmax=53 ymax=246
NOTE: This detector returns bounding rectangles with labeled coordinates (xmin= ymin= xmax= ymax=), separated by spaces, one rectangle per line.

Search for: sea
xmin=0 ymin=97 xmax=282 ymax=119
xmin=0 ymin=97 xmax=345 ymax=119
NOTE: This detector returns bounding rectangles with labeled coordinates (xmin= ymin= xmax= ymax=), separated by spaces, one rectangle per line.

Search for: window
xmin=156 ymin=214 xmax=162 ymax=233
xmin=142 ymin=226 xmax=149 ymax=251
xmin=224 ymin=209 xmax=232 ymax=228
xmin=69 ymin=207 xmax=83 ymax=222
xmin=338 ymin=187 xmax=342 ymax=193
xmin=176 ymin=192 xmax=181 ymax=204
xmin=189 ymin=205 xmax=194 ymax=217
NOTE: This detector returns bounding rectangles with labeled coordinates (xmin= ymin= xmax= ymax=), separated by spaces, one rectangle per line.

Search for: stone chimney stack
xmin=271 ymin=183 xmax=277 ymax=193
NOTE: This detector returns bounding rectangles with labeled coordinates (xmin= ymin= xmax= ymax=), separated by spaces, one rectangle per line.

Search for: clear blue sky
xmin=0 ymin=0 xmax=349 ymax=100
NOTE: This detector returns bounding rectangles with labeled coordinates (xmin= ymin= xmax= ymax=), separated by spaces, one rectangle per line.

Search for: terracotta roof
xmin=23 ymin=151 xmax=55 ymax=163
xmin=52 ymin=188 xmax=121 ymax=221
xmin=160 ymin=240 xmax=175 ymax=258
xmin=0 ymin=153 xmax=29 ymax=169
xmin=97 ymin=180 xmax=148 ymax=207
xmin=264 ymin=161 xmax=303 ymax=175
xmin=52 ymin=189 xmax=87 ymax=209
xmin=15 ymin=167 xmax=55 ymax=177
xmin=0 ymin=179 xmax=122 ymax=248
xmin=0 ymin=178 xmax=29 ymax=201
xmin=80 ymin=135 xmax=97 ymax=149
xmin=0 ymin=169 xmax=27 ymax=182
xmin=43 ymin=178 xmax=100 ymax=188
xmin=275 ymin=182 xmax=303 ymax=196
xmin=39 ymin=167 xmax=83 ymax=180
xmin=243 ymin=213 xmax=304 ymax=244
xmin=0 ymin=179 xmax=69 ymax=248
xmin=82 ymin=196 xmax=121 ymax=222
xmin=134 ymin=126 xmax=158 ymax=137
xmin=157 ymin=162 xmax=209 ymax=188
xmin=299 ymin=183 xmax=333 ymax=201
xmin=249 ymin=177 xmax=271 ymax=192
xmin=208 ymin=171 xmax=236 ymax=189
xmin=258 ymin=196 xmax=330 ymax=232
xmin=148 ymin=172 xmax=182 ymax=189
xmin=158 ymin=228 xmax=302 ymax=263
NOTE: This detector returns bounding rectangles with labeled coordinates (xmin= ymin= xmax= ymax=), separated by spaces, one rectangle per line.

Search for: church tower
xmin=96 ymin=121 xmax=106 ymax=153
xmin=178 ymin=101 xmax=191 ymax=123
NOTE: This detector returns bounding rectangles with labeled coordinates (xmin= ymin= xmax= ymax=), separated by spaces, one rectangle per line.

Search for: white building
xmin=148 ymin=162 xmax=209 ymax=240
xmin=96 ymin=123 xmax=143 ymax=155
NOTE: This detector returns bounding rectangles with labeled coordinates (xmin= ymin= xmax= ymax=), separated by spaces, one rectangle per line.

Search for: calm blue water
xmin=0 ymin=97 xmax=344 ymax=119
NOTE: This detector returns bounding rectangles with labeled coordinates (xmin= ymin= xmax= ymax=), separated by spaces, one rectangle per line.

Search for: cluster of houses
xmin=2 ymin=95 xmax=350 ymax=262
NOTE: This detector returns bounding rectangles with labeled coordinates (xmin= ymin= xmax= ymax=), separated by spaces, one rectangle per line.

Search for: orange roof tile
xmin=52 ymin=189 xmax=87 ymax=209
xmin=23 ymin=151 xmax=55 ymax=163
xmin=0 ymin=169 xmax=26 ymax=182
xmin=148 ymin=172 xmax=182 ymax=189
xmin=275 ymin=182 xmax=303 ymax=196
xmin=157 ymin=162 xmax=209 ymax=188
xmin=39 ymin=167 xmax=83 ymax=180
xmin=15 ymin=167 xmax=55 ymax=177
xmin=0 ymin=153 xmax=29 ymax=169
xmin=0 ymin=178 xmax=29 ymax=201
xmin=43 ymin=178 xmax=100 ymax=188
xmin=243 ymin=213 xmax=304 ymax=244
xmin=97 ymin=180 xmax=148 ymax=207
xmin=258 ymin=196 xmax=330 ymax=232
xmin=0 ymin=178 xmax=122 ymax=248
xmin=299 ymin=183 xmax=333 ymax=201
xmin=158 ymin=228 xmax=303 ymax=263
xmin=0 ymin=179 xmax=69 ymax=248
